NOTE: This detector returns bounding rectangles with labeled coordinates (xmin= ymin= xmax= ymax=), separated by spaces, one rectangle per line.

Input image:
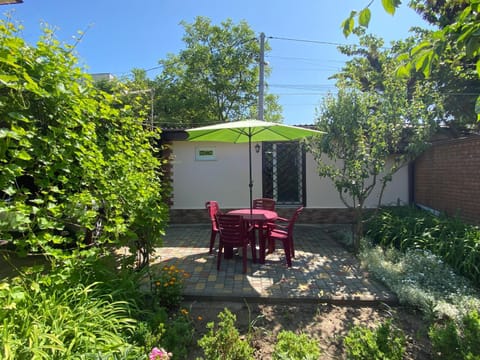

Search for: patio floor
xmin=148 ymin=224 xmax=397 ymax=305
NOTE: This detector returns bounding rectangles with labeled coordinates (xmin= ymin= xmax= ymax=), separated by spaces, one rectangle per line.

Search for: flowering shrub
xmin=359 ymin=244 xmax=480 ymax=320
xmin=365 ymin=206 xmax=480 ymax=287
xmin=152 ymin=264 xmax=189 ymax=309
xmin=161 ymin=308 xmax=194 ymax=359
xmin=149 ymin=347 xmax=172 ymax=359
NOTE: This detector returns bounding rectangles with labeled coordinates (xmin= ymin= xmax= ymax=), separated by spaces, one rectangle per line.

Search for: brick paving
xmin=150 ymin=224 xmax=397 ymax=305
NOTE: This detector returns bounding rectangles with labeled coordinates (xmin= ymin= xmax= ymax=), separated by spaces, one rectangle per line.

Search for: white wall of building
xmin=305 ymin=152 xmax=409 ymax=208
xmin=170 ymin=140 xmax=409 ymax=209
xmin=171 ymin=141 xmax=263 ymax=209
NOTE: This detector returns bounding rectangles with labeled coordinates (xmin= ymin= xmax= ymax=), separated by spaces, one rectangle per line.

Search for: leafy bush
xmin=151 ymin=264 xmax=189 ymax=310
xmin=272 ymin=330 xmax=321 ymax=360
xmin=198 ymin=308 xmax=255 ymax=360
xmin=0 ymin=267 xmax=143 ymax=359
xmin=160 ymin=309 xmax=194 ymax=359
xmin=0 ymin=18 xmax=168 ymax=260
xmin=365 ymin=206 xmax=480 ymax=287
xmin=429 ymin=310 xmax=480 ymax=359
xmin=344 ymin=319 xmax=406 ymax=360
xmin=0 ymin=256 xmax=197 ymax=360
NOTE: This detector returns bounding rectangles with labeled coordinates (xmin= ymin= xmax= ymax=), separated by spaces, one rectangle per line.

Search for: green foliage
xmin=132 ymin=307 xmax=193 ymax=360
xmin=429 ymin=310 xmax=480 ymax=359
xmin=272 ymin=330 xmax=321 ymax=360
xmin=160 ymin=310 xmax=194 ymax=360
xmin=0 ymin=267 xmax=143 ymax=359
xmin=342 ymin=0 xmax=399 ymax=37
xmin=309 ymin=31 xmax=441 ymax=254
xmin=365 ymin=206 xmax=480 ymax=287
xmin=151 ymin=264 xmax=189 ymax=310
xmin=344 ymin=319 xmax=406 ymax=360
xmin=0 ymin=255 xmax=196 ymax=360
xmin=343 ymin=0 xmax=480 ymax=121
xmin=155 ymin=16 xmax=282 ymax=127
xmin=0 ymin=19 xmax=168 ymax=260
xmin=197 ymin=308 xmax=255 ymax=360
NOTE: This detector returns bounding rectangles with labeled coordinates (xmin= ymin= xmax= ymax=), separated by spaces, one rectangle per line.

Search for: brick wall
xmin=169 ymin=207 xmax=356 ymax=224
xmin=414 ymin=135 xmax=480 ymax=225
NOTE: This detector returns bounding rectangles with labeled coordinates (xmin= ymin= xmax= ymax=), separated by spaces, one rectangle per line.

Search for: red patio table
xmin=226 ymin=208 xmax=278 ymax=264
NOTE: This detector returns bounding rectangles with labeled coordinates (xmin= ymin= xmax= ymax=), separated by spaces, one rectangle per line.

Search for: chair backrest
xmin=252 ymin=198 xmax=276 ymax=211
xmin=205 ymin=201 xmax=220 ymax=230
xmin=215 ymin=214 xmax=248 ymax=246
xmin=287 ymin=206 xmax=304 ymax=235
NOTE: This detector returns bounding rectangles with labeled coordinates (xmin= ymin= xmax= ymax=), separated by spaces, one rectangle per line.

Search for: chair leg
xmin=217 ymin=243 xmax=223 ymax=271
xmin=290 ymin=237 xmax=295 ymax=258
xmin=283 ymin=239 xmax=292 ymax=267
xmin=209 ymin=230 xmax=217 ymax=254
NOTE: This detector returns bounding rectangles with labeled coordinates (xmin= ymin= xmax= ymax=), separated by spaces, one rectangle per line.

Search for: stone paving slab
xmin=150 ymin=224 xmax=397 ymax=305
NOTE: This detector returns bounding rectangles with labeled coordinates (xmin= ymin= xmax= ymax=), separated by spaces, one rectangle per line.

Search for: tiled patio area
xmin=149 ymin=224 xmax=397 ymax=305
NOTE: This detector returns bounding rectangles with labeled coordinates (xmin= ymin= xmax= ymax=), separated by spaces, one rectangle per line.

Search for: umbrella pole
xmin=249 ymin=134 xmax=253 ymax=215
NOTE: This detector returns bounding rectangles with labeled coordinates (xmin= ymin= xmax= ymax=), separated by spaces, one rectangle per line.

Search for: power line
xmin=268 ymin=36 xmax=348 ymax=47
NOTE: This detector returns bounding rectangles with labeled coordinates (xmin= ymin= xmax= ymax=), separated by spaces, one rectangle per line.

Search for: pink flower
xmin=149 ymin=347 xmax=172 ymax=360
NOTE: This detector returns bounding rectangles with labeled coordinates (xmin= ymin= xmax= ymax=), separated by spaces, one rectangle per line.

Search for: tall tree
xmin=154 ymin=16 xmax=282 ymax=127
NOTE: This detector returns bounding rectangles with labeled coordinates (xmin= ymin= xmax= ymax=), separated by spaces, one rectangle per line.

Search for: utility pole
xmin=258 ymin=32 xmax=265 ymax=121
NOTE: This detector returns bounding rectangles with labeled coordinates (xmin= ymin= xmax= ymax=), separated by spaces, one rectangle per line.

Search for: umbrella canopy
xmin=186 ymin=119 xmax=324 ymax=143
xmin=186 ymin=119 xmax=325 ymax=211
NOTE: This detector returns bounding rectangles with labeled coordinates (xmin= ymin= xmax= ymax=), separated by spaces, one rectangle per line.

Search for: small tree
xmin=309 ymin=32 xmax=441 ymax=253
xmin=309 ymin=86 xmax=435 ymax=252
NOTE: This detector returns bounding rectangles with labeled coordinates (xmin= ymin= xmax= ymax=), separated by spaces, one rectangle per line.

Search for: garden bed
xmin=184 ymin=300 xmax=432 ymax=359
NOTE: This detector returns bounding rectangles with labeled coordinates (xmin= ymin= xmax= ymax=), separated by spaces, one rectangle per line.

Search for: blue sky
xmin=3 ymin=0 xmax=430 ymax=125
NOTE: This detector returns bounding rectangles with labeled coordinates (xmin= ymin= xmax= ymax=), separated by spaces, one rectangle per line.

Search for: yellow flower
xmin=197 ymin=316 xmax=203 ymax=321
xmin=155 ymin=281 xmax=161 ymax=287
xmin=181 ymin=308 xmax=188 ymax=315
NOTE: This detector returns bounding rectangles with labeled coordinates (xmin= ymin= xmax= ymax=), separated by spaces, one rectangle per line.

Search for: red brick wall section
xmin=414 ymin=135 xmax=480 ymax=225
xmin=169 ymin=207 xmax=356 ymax=225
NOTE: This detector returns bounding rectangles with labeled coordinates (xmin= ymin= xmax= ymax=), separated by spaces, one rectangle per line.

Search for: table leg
xmin=259 ymin=227 xmax=267 ymax=264
xmin=224 ymin=246 xmax=234 ymax=259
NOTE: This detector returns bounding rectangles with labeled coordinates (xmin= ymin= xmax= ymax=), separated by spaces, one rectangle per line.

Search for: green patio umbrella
xmin=186 ymin=119 xmax=325 ymax=212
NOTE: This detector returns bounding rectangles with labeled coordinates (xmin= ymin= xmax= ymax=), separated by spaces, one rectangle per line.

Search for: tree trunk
xmin=352 ymin=206 xmax=364 ymax=254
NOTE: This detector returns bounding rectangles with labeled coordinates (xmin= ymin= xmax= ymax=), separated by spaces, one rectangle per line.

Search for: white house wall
xmin=171 ymin=141 xmax=409 ymax=209
xmin=171 ymin=141 xmax=263 ymax=209
xmin=305 ymin=152 xmax=409 ymax=208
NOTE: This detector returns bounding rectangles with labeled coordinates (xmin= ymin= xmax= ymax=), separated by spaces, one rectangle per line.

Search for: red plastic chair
xmin=205 ymin=201 xmax=221 ymax=254
xmin=215 ymin=214 xmax=256 ymax=274
xmin=267 ymin=206 xmax=303 ymax=267
xmin=252 ymin=198 xmax=276 ymax=211
xmin=252 ymin=198 xmax=276 ymax=242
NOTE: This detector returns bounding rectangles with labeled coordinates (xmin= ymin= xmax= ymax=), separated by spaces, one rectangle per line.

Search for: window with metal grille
xmin=262 ymin=142 xmax=305 ymax=206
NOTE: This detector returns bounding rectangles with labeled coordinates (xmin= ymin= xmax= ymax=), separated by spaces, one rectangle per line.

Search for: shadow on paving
xmin=150 ymin=224 xmax=397 ymax=305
